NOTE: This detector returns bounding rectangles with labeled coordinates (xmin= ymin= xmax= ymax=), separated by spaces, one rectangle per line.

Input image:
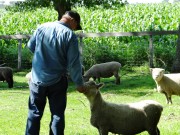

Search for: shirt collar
xmin=55 ymin=21 xmax=71 ymax=29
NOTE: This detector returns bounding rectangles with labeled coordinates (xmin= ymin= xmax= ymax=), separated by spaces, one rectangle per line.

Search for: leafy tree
xmin=6 ymin=0 xmax=51 ymax=11
xmin=6 ymin=0 xmax=127 ymax=20
xmin=162 ymin=0 xmax=180 ymax=2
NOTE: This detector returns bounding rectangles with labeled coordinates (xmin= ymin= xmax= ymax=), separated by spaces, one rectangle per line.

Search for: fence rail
xmin=0 ymin=30 xmax=178 ymax=39
xmin=78 ymin=30 xmax=178 ymax=37
xmin=0 ymin=34 xmax=31 ymax=39
xmin=0 ymin=28 xmax=180 ymax=70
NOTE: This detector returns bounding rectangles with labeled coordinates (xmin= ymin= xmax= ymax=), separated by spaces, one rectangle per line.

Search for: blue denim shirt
xmin=27 ymin=21 xmax=84 ymax=87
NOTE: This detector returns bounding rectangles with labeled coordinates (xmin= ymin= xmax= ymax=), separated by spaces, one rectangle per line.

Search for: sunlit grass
xmin=0 ymin=69 xmax=179 ymax=135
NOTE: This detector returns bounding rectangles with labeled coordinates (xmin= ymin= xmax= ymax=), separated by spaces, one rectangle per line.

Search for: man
xmin=25 ymin=10 xmax=86 ymax=135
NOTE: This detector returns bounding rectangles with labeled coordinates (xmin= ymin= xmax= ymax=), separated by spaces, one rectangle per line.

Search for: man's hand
xmin=76 ymin=85 xmax=86 ymax=93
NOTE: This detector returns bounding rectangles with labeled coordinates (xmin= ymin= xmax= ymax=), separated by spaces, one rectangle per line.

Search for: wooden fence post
xmin=18 ymin=39 xmax=22 ymax=70
xmin=149 ymin=35 xmax=154 ymax=68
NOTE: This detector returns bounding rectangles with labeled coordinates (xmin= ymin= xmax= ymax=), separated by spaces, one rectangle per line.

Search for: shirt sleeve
xmin=27 ymin=29 xmax=38 ymax=53
xmin=67 ymin=33 xmax=84 ymax=87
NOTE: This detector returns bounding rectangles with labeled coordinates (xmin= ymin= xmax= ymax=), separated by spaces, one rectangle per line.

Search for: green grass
xmin=0 ymin=69 xmax=180 ymax=135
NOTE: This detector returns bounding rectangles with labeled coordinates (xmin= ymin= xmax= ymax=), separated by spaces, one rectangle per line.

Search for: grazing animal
xmin=0 ymin=67 xmax=13 ymax=88
xmin=150 ymin=68 xmax=180 ymax=104
xmin=83 ymin=61 xmax=121 ymax=84
xmin=83 ymin=80 xmax=163 ymax=135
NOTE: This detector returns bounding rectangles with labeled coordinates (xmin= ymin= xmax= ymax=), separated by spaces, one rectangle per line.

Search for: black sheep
xmin=0 ymin=67 xmax=13 ymax=88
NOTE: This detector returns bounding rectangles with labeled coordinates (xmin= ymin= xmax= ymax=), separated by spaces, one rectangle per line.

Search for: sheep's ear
xmin=161 ymin=69 xmax=165 ymax=73
xmin=96 ymin=83 xmax=104 ymax=90
xmin=149 ymin=68 xmax=153 ymax=74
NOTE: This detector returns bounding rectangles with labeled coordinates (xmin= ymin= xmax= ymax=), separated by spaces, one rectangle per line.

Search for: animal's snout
xmin=153 ymin=74 xmax=162 ymax=82
xmin=153 ymin=74 xmax=159 ymax=80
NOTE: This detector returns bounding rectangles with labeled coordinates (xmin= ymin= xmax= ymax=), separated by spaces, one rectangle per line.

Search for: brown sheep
xmin=83 ymin=61 xmax=121 ymax=84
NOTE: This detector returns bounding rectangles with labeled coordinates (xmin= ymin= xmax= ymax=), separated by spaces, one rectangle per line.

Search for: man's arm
xmin=67 ymin=34 xmax=84 ymax=87
xmin=27 ymin=29 xmax=38 ymax=53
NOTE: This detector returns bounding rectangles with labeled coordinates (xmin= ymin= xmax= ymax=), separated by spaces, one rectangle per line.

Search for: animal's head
xmin=150 ymin=68 xmax=164 ymax=81
xmin=83 ymin=80 xmax=104 ymax=99
xmin=8 ymin=80 xmax=13 ymax=88
xmin=6 ymin=76 xmax=13 ymax=88
xmin=25 ymin=72 xmax=31 ymax=84
xmin=83 ymin=75 xmax=90 ymax=82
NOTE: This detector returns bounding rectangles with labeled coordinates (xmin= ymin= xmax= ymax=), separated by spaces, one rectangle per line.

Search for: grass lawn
xmin=0 ymin=68 xmax=179 ymax=135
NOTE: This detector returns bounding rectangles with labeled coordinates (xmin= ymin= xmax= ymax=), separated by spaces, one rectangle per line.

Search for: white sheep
xmin=25 ymin=71 xmax=31 ymax=84
xmin=150 ymin=68 xmax=180 ymax=104
xmin=83 ymin=80 xmax=163 ymax=135
xmin=83 ymin=61 xmax=121 ymax=85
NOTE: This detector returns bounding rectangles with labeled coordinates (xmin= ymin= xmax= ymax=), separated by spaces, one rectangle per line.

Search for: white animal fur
xmin=25 ymin=72 xmax=31 ymax=84
xmin=150 ymin=68 xmax=180 ymax=104
xmin=83 ymin=80 xmax=163 ymax=135
xmin=83 ymin=61 xmax=121 ymax=84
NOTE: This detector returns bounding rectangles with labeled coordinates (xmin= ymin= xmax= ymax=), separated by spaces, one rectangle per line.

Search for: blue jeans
xmin=25 ymin=76 xmax=68 ymax=135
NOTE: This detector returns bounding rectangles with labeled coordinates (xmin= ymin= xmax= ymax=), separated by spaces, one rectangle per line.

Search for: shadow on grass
xmin=94 ymin=74 xmax=156 ymax=97
xmin=1 ymin=71 xmax=156 ymax=98
xmin=0 ymin=81 xmax=29 ymax=91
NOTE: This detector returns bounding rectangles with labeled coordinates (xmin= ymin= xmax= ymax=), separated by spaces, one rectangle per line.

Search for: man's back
xmin=28 ymin=21 xmax=80 ymax=86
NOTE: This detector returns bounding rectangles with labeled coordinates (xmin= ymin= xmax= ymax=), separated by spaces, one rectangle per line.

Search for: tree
xmin=53 ymin=0 xmax=71 ymax=20
xmin=6 ymin=0 xmax=126 ymax=20
xmin=172 ymin=25 xmax=180 ymax=73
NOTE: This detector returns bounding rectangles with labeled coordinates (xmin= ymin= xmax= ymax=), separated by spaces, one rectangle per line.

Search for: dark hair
xmin=65 ymin=11 xmax=82 ymax=30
